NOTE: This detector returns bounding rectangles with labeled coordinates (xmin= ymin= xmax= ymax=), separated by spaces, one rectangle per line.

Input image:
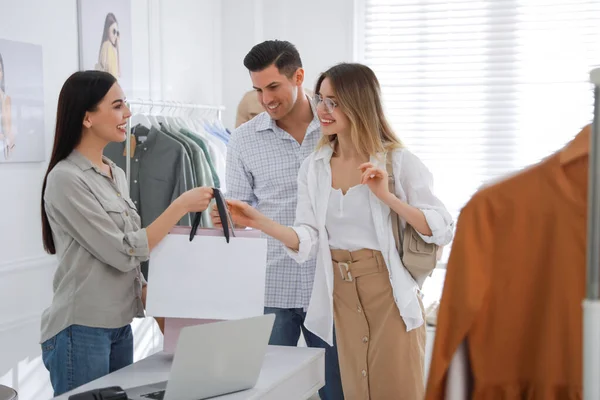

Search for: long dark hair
xmin=41 ymin=70 xmax=117 ymax=254
xmin=0 ymin=52 xmax=5 ymax=92
xmin=100 ymin=13 xmax=118 ymax=48
xmin=98 ymin=13 xmax=120 ymax=64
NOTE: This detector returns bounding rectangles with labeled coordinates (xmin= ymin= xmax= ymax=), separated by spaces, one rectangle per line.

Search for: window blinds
xmin=360 ymin=0 xmax=600 ymax=261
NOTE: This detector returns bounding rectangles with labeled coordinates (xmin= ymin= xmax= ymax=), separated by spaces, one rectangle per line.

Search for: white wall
xmin=0 ymin=0 xmax=355 ymax=398
xmin=159 ymin=0 xmax=222 ymax=105
xmin=220 ymin=0 xmax=355 ymax=129
xmin=0 ymin=0 xmax=222 ymax=398
xmin=0 ymin=1 xmax=81 ymax=397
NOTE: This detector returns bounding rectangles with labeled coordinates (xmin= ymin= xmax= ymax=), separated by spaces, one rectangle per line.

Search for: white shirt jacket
xmin=285 ymin=145 xmax=454 ymax=346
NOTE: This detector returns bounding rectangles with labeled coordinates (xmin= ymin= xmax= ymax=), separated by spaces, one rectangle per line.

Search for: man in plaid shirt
xmin=213 ymin=40 xmax=343 ymax=400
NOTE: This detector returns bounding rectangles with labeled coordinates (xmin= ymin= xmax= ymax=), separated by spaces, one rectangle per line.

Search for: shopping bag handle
xmin=214 ymin=188 xmax=233 ymax=243
xmin=189 ymin=188 xmax=235 ymax=243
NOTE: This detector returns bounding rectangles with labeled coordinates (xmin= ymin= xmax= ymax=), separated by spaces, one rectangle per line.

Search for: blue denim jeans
xmin=264 ymin=307 xmax=344 ymax=400
xmin=41 ymin=324 xmax=133 ymax=397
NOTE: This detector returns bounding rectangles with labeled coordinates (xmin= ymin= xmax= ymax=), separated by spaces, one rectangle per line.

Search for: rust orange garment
xmin=425 ymin=125 xmax=590 ymax=399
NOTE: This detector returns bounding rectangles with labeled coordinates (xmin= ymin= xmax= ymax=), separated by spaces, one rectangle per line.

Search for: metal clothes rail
xmin=124 ymin=99 xmax=225 ymax=184
xmin=584 ymin=68 xmax=600 ymax=400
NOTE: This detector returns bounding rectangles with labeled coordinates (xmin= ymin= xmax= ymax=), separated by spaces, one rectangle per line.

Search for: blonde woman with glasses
xmin=225 ymin=63 xmax=454 ymax=398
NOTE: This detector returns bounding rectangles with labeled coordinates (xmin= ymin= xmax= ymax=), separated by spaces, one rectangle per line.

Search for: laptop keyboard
xmin=140 ymin=390 xmax=165 ymax=400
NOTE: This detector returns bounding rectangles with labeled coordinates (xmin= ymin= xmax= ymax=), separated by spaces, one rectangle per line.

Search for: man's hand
xmin=210 ymin=203 xmax=223 ymax=228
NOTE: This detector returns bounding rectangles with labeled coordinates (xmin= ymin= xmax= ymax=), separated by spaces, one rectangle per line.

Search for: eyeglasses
xmin=314 ymin=94 xmax=338 ymax=114
xmin=112 ymin=28 xmax=120 ymax=37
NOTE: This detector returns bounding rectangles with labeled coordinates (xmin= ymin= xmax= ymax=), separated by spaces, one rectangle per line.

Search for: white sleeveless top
xmin=326 ymin=184 xmax=380 ymax=252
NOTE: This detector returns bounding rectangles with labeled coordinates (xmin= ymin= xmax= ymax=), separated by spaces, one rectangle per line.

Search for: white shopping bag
xmin=145 ymin=226 xmax=267 ymax=320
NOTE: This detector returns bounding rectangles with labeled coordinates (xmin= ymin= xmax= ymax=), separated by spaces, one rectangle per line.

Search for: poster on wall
xmin=0 ymin=38 xmax=45 ymax=163
xmin=77 ymin=0 xmax=133 ymax=95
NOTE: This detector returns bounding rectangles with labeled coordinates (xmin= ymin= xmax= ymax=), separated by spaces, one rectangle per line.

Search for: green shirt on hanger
xmin=180 ymin=128 xmax=220 ymax=188
xmin=159 ymin=124 xmax=198 ymax=188
xmin=161 ymin=124 xmax=213 ymax=227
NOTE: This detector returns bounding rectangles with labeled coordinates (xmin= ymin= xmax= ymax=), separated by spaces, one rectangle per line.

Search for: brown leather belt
xmin=330 ymin=249 xmax=385 ymax=282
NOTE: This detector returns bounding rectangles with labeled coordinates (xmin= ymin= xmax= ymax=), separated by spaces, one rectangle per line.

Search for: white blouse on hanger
xmin=326 ymin=184 xmax=380 ymax=252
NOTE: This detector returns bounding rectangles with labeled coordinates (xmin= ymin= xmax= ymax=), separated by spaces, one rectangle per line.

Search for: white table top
xmin=54 ymin=345 xmax=325 ymax=400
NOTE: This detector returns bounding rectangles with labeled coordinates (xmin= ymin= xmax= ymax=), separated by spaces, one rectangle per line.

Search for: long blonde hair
xmin=315 ymin=63 xmax=403 ymax=157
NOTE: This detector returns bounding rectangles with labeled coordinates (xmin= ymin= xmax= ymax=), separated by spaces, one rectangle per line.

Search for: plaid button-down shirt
xmin=226 ymin=105 xmax=321 ymax=309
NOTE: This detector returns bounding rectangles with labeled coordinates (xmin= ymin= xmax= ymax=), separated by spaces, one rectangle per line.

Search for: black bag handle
xmin=189 ymin=188 xmax=234 ymax=243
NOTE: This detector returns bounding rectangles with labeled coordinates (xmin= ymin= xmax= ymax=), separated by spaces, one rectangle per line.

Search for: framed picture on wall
xmin=0 ymin=38 xmax=45 ymax=163
xmin=77 ymin=0 xmax=133 ymax=95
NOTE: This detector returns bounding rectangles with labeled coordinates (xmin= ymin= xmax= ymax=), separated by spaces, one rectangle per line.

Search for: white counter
xmin=54 ymin=345 xmax=324 ymax=400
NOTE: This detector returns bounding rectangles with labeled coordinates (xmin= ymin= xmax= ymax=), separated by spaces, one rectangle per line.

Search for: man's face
xmin=250 ymin=64 xmax=302 ymax=121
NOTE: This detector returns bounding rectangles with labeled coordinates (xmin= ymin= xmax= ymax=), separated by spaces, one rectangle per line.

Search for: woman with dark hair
xmin=96 ymin=12 xmax=120 ymax=78
xmin=0 ymin=52 xmax=15 ymax=160
xmin=225 ymin=63 xmax=454 ymax=398
xmin=40 ymin=70 xmax=213 ymax=396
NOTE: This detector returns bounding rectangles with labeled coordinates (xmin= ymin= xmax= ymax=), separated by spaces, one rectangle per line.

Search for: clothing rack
xmin=584 ymin=68 xmax=600 ymax=400
xmin=124 ymin=99 xmax=225 ymax=185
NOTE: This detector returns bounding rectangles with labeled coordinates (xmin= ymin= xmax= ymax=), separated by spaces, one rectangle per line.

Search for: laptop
xmin=126 ymin=314 xmax=275 ymax=400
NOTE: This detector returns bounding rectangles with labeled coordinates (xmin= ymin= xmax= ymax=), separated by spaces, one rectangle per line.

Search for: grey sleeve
xmin=183 ymin=142 xmax=197 ymax=188
xmin=171 ymin=150 xmax=194 ymax=225
xmin=45 ymin=171 xmax=150 ymax=272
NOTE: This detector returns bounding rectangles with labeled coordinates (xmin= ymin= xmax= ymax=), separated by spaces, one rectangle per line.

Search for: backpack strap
xmin=386 ymin=153 xmax=403 ymax=257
